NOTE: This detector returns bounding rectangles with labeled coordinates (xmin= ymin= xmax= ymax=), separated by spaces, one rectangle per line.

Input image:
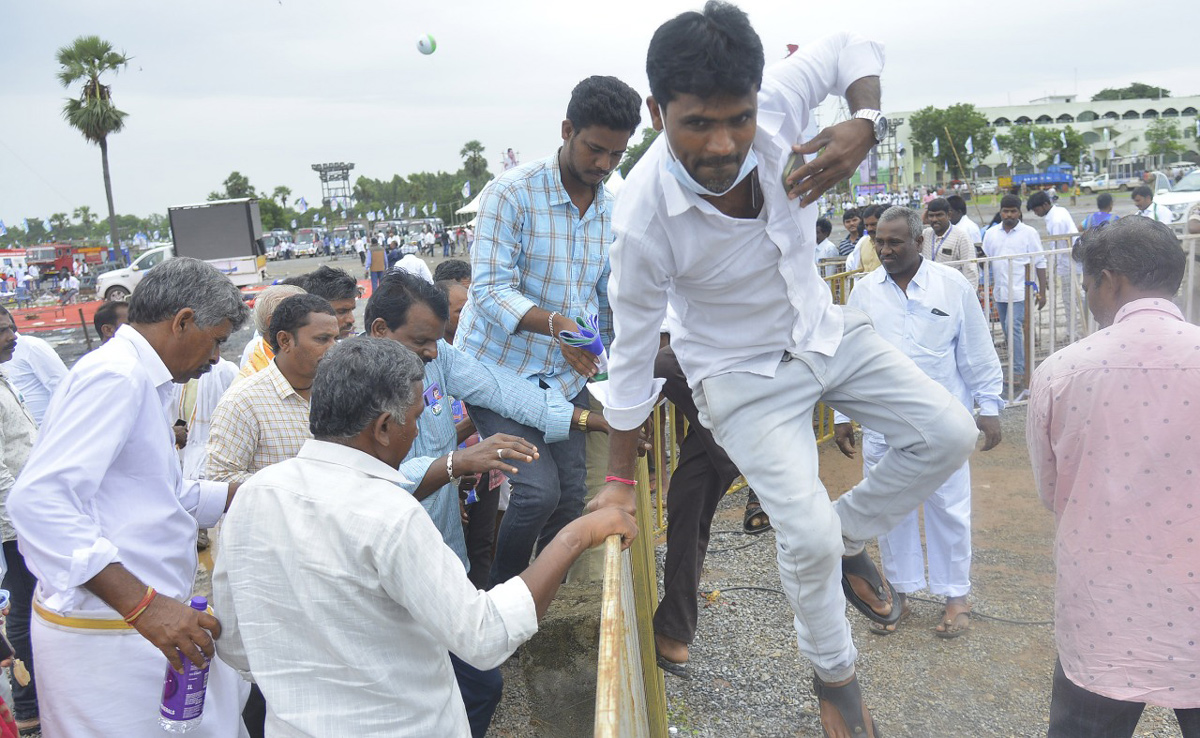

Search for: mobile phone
xmin=782 ymin=151 xmax=804 ymax=191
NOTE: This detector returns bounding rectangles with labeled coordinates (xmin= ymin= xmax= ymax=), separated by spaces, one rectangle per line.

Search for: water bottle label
xmin=160 ymin=660 xmax=210 ymax=721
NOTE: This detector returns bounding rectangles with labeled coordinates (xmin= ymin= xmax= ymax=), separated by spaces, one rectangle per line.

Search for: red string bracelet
xmin=605 ymin=475 xmax=636 ymax=486
xmin=123 ymin=586 xmax=157 ymax=625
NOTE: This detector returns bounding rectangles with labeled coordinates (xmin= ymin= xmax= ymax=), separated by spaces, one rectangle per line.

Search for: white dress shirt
xmin=8 ymin=325 xmax=228 ymax=615
xmin=213 ymin=440 xmax=537 ymax=738
xmin=982 ymin=221 xmax=1046 ymax=303
xmin=955 ymin=215 xmax=983 ymax=246
xmin=604 ymin=31 xmax=885 ymax=430
xmin=814 ymin=237 xmax=840 ymax=277
xmin=1042 ymin=204 xmax=1080 ymax=276
xmin=392 ymin=254 xmax=434 ymax=283
xmin=838 ymin=259 xmax=1003 ymax=424
xmin=7 ymin=333 xmax=68 ymax=425
xmin=1135 ymin=202 xmax=1173 ymax=224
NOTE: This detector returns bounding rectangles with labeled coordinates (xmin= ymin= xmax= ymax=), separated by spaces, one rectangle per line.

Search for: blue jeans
xmin=450 ymin=653 xmax=503 ymax=738
xmin=995 ymin=300 xmax=1026 ymax=378
xmin=470 ymin=389 xmax=589 ymax=588
xmin=370 ymin=270 xmax=382 ymax=293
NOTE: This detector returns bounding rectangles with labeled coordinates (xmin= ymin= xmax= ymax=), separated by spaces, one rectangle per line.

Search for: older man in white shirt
xmin=8 ymin=258 xmax=251 ymax=738
xmin=213 ymin=337 xmax=635 ymax=738
xmin=1028 ymin=190 xmax=1084 ymax=338
xmin=835 ymin=207 xmax=1003 ymax=638
xmin=588 ymin=7 xmax=977 ymax=736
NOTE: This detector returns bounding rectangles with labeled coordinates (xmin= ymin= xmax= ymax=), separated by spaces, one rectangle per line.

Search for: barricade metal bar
xmin=595 ymin=536 xmax=648 ymax=738
xmin=633 ymin=457 xmax=669 ymax=738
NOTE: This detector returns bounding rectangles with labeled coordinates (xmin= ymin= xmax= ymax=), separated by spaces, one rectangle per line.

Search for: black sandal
xmin=742 ymin=488 xmax=772 ymax=535
xmin=841 ymin=550 xmax=902 ymax=627
xmin=813 ymin=673 xmax=878 ymax=737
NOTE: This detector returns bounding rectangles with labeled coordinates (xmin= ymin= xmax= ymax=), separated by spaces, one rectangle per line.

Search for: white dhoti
xmin=864 ymin=431 xmax=972 ymax=597
xmin=32 ymin=606 xmax=250 ymax=738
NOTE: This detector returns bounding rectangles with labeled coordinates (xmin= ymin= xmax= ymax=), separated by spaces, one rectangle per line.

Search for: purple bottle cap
xmin=190 ymin=596 xmax=208 ymax=611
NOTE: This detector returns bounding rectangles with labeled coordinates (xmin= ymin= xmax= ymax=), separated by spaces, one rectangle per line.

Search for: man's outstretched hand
xmin=834 ymin=422 xmax=858 ymax=458
xmin=785 ymin=118 xmax=876 ymax=207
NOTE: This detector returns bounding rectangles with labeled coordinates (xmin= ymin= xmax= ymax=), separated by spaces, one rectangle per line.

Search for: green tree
xmin=271 ymin=185 xmax=291 ymax=209
xmin=209 ymin=171 xmax=256 ymax=200
xmin=907 ymin=104 xmax=992 ymax=179
xmin=619 ymin=127 xmax=660 ymax=177
xmin=460 ymin=140 xmax=489 ymax=179
xmin=56 ymin=35 xmax=130 ymax=255
xmin=72 ymin=204 xmax=96 ymax=231
xmin=1145 ymin=119 xmax=1185 ymax=159
xmin=1091 ymin=83 xmax=1170 ymax=102
xmin=49 ymin=213 xmax=71 ymax=234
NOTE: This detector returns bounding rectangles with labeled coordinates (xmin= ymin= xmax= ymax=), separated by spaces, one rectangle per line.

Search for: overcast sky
xmin=2 ymin=0 xmax=1195 ymax=226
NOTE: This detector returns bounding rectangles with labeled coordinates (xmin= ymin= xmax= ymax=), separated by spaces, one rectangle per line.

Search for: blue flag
xmin=297 ymin=197 xmax=309 ymax=212
xmin=991 ymin=135 xmax=1000 ymax=152
xmin=461 ymin=181 xmax=470 ymax=199
xmin=0 ymin=221 xmax=6 ymax=237
xmin=43 ymin=218 xmax=52 ymax=232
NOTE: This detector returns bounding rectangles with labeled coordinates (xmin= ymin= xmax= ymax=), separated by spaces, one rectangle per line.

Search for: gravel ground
xmin=647 ymin=405 xmax=1187 ymax=738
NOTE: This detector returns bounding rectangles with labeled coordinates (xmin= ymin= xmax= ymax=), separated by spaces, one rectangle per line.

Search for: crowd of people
xmin=0 ymin=3 xmax=1194 ymax=738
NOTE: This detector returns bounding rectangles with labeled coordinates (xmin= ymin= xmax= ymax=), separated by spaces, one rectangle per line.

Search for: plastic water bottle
xmin=158 ymin=596 xmax=211 ymax=733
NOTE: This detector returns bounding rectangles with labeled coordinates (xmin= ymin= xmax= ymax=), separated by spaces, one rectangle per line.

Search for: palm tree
xmin=56 ymin=36 xmax=130 ymax=256
xmin=72 ymin=204 xmax=95 ymax=228
xmin=272 ymin=186 xmax=292 ymax=209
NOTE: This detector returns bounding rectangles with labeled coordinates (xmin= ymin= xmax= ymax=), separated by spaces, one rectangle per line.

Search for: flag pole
xmin=944 ymin=124 xmax=988 ymax=226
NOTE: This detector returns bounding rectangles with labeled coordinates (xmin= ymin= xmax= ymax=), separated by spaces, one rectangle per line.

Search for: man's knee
xmin=930 ymin=401 xmax=979 ymax=467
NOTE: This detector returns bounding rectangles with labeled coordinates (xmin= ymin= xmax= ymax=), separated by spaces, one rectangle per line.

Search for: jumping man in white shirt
xmin=589 ymin=4 xmax=977 ymax=736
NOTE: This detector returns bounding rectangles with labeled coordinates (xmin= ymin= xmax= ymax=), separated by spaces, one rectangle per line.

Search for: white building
xmin=886 ymin=94 xmax=1200 ymax=186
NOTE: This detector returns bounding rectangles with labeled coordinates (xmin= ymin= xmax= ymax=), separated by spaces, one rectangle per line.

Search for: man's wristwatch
xmin=852 ymin=109 xmax=888 ymax=145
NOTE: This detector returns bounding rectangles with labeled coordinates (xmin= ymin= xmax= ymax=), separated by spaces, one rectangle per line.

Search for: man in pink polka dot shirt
xmin=1028 ymin=216 xmax=1200 ymax=737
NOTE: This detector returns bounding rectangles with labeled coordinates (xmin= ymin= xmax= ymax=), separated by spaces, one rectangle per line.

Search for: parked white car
xmin=1077 ymin=174 xmax=1119 ymax=194
xmin=1156 ymin=171 xmax=1200 ymax=235
xmin=95 ymin=245 xmax=174 ymax=301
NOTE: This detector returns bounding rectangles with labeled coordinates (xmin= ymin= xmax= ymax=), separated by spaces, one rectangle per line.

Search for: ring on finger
xmin=497 ymin=449 xmax=504 ymax=460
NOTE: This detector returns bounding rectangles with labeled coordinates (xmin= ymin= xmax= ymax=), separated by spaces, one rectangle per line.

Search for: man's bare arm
xmin=786 ymin=76 xmax=882 ymax=206
xmin=517 ymin=307 xmax=600 ymax=377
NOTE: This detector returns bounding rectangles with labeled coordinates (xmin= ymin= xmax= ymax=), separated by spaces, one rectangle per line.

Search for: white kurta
xmin=8 ymin=325 xmax=246 ymax=737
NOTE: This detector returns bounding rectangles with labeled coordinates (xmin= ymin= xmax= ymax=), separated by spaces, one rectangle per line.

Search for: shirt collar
xmin=265 ymin=358 xmax=306 ymax=402
xmin=113 ymin=324 xmax=173 ymax=390
xmin=1112 ymin=297 xmax=1184 ymax=325
xmin=877 ymin=256 xmax=930 ymax=288
xmin=296 ymin=439 xmax=411 ymax=487
xmin=547 ymin=150 xmax=609 ymax=215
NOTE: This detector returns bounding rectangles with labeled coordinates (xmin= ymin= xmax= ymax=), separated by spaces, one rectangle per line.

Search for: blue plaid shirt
xmin=397 ymin=339 xmax=574 ymax=568
xmin=456 ymin=152 xmax=613 ymax=401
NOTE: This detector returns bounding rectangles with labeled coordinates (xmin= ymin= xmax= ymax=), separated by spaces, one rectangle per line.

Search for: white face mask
xmin=665 ymin=142 xmax=759 ymax=198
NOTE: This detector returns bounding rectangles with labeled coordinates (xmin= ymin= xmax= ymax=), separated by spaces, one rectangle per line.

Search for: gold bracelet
xmin=577 ymin=409 xmax=591 ymax=432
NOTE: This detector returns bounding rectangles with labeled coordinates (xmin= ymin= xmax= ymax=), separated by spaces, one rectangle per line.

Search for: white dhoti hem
xmin=864 ymin=432 xmax=972 ymax=598
xmin=33 ymin=613 xmax=250 ymax=738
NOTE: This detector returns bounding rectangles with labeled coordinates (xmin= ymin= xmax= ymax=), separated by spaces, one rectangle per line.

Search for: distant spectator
xmin=814 ymin=218 xmax=839 ymax=277
xmin=947 ymin=195 xmax=983 ymax=254
xmin=1131 ymin=185 xmax=1172 ymax=223
xmin=837 ymin=208 xmax=862 ymax=256
xmin=1081 ymin=193 xmax=1118 ymax=231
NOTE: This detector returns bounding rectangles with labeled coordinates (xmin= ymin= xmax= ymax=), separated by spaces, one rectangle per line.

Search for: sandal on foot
xmin=841 ymin=550 xmax=902 ymax=627
xmin=743 ymin=489 xmax=772 ymax=535
xmin=868 ymin=594 xmax=910 ymax=636
xmin=656 ymin=650 xmax=691 ymax=680
xmin=813 ymin=673 xmax=879 ymax=737
xmin=934 ymin=607 xmax=972 ymax=639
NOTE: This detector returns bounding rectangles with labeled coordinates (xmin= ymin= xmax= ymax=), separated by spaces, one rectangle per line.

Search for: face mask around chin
xmin=666 ymin=144 xmax=759 ymax=198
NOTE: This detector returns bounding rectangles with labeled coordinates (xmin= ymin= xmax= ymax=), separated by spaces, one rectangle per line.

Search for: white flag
xmin=991 ymin=135 xmax=1000 ymax=152
xmin=1029 ymin=130 xmax=1036 ymax=148
xmin=410 ymin=206 xmax=416 ymax=217
xmin=432 ymin=202 xmax=437 ymax=213
xmin=290 ymin=219 xmax=297 ymax=229
xmin=422 ymin=204 xmax=429 ymax=216
xmin=461 ymin=181 xmax=471 ymax=199
xmin=932 ymin=138 xmax=940 ymax=158
xmin=1060 ymin=130 xmax=1067 ymax=147
xmin=965 ymin=136 xmax=974 ymax=155
xmin=297 ymin=197 xmax=309 ymax=212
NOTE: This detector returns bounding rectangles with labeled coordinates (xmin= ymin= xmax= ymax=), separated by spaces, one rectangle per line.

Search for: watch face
xmin=875 ymin=116 xmax=888 ymax=142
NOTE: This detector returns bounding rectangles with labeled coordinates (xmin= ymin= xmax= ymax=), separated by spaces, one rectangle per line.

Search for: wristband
xmin=446 ymin=451 xmax=459 ymax=485
xmin=123 ymin=586 xmax=157 ymax=625
xmin=605 ymin=475 xmax=636 ymax=487
xmin=577 ymin=409 xmax=591 ymax=433
xmin=548 ymin=311 xmax=560 ymax=339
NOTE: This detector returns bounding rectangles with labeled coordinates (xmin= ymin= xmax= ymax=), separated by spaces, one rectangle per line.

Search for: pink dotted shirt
xmin=1028 ymin=298 xmax=1200 ymax=708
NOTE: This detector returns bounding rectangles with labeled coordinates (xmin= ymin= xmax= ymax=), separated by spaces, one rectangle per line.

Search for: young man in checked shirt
xmin=455 ymin=74 xmax=643 ymax=588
